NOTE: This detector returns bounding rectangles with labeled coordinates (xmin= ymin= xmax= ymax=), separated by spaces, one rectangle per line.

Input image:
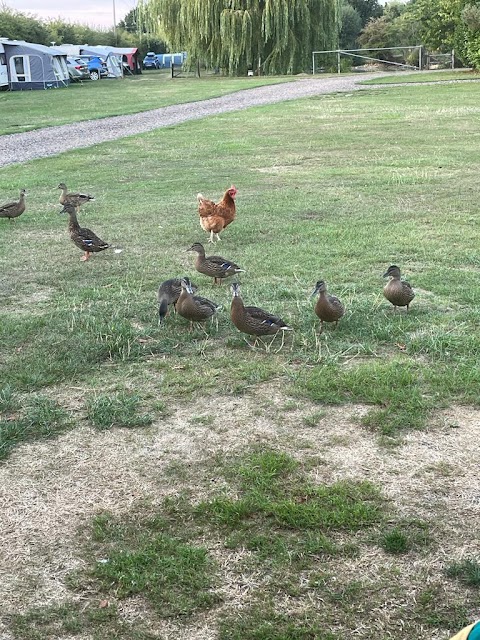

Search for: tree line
xmin=137 ymin=0 xmax=480 ymax=73
xmin=0 ymin=6 xmax=165 ymax=58
xmin=2 ymin=1 xmax=480 ymax=73
xmin=354 ymin=0 xmax=480 ymax=70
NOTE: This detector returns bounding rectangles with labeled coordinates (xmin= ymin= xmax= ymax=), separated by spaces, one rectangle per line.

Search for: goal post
xmin=312 ymin=46 xmax=424 ymax=74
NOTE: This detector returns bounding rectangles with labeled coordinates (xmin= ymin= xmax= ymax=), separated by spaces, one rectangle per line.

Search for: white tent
xmin=99 ymin=46 xmax=141 ymax=74
xmin=54 ymin=44 xmax=123 ymax=78
xmin=80 ymin=45 xmax=123 ymax=78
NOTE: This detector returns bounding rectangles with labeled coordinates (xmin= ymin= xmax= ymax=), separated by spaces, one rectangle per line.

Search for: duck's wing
xmin=0 ymin=202 xmax=16 ymax=215
xmin=77 ymin=226 xmax=109 ymax=249
xmin=193 ymin=295 xmax=220 ymax=313
xmin=158 ymin=279 xmax=181 ymax=303
xmin=208 ymin=255 xmax=241 ymax=270
xmin=245 ymin=306 xmax=288 ymax=328
xmin=402 ymin=281 xmax=415 ymax=299
xmin=68 ymin=192 xmax=94 ymax=202
xmin=328 ymin=295 xmax=345 ymax=312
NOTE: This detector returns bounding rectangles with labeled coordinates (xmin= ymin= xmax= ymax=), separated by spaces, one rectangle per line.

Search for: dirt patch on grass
xmin=0 ymin=387 xmax=479 ymax=639
xmin=254 ymin=164 xmax=306 ymax=174
xmin=4 ymin=286 xmax=57 ymax=312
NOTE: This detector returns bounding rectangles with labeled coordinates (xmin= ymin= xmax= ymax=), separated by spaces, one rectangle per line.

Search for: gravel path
xmin=0 ymin=74 xmax=386 ymax=168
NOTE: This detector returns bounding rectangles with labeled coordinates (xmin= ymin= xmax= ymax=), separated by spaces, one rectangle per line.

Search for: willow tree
xmin=137 ymin=0 xmax=340 ymax=75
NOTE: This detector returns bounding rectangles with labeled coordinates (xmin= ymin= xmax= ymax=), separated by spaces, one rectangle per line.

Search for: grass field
xmin=0 ymin=70 xmax=295 ymax=135
xmin=361 ymin=68 xmax=479 ymax=84
xmin=1 ymin=77 xmax=480 ymax=640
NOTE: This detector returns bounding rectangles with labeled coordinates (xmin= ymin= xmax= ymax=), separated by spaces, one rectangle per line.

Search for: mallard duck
xmin=158 ymin=277 xmax=198 ymax=323
xmin=58 ymin=182 xmax=95 ymax=207
xmin=60 ymin=202 xmax=109 ymax=261
xmin=230 ymin=282 xmax=292 ymax=345
xmin=0 ymin=189 xmax=26 ymax=222
xmin=176 ymin=277 xmax=221 ymax=327
xmin=383 ymin=265 xmax=415 ymax=311
xmin=311 ymin=280 xmax=345 ymax=333
xmin=187 ymin=242 xmax=245 ymax=285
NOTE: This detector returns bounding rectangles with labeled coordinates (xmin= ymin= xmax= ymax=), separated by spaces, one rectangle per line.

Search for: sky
xmin=4 ymin=0 xmax=402 ymax=29
xmin=4 ymin=0 xmax=137 ymax=28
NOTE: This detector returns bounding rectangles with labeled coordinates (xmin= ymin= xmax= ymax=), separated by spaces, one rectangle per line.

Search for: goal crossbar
xmin=312 ymin=46 xmax=423 ymax=74
xmin=312 ymin=46 xmax=421 ymax=54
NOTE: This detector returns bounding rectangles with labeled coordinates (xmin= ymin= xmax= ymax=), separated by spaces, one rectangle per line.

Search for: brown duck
xmin=0 ymin=189 xmax=26 ymax=222
xmin=60 ymin=202 xmax=110 ymax=261
xmin=158 ymin=277 xmax=198 ymax=323
xmin=58 ymin=182 xmax=95 ymax=207
xmin=230 ymin=282 xmax=292 ymax=340
xmin=188 ymin=242 xmax=245 ymax=285
xmin=176 ymin=277 xmax=221 ymax=327
xmin=383 ymin=265 xmax=415 ymax=311
xmin=311 ymin=280 xmax=345 ymax=333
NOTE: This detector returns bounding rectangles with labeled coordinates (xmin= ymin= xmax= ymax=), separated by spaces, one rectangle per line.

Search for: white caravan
xmin=0 ymin=42 xmax=9 ymax=89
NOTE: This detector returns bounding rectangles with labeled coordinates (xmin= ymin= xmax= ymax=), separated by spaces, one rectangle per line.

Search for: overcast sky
xmin=5 ymin=0 xmax=401 ymax=29
xmin=5 ymin=0 xmax=137 ymax=29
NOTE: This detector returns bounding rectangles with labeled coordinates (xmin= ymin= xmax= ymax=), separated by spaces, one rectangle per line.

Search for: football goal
xmin=312 ymin=46 xmax=424 ymax=74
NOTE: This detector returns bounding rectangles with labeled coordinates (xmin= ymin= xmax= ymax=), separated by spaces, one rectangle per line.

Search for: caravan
xmin=0 ymin=43 xmax=9 ymax=89
xmin=1 ymin=40 xmax=69 ymax=90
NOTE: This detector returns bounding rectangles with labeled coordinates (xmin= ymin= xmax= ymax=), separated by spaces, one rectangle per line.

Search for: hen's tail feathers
xmin=197 ymin=193 xmax=205 ymax=203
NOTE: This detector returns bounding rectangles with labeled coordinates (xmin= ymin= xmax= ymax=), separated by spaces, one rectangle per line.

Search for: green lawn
xmin=2 ymin=80 xmax=479 ymax=431
xmin=1 ymin=79 xmax=480 ymax=640
xmin=0 ymin=70 xmax=295 ymax=135
xmin=362 ymin=68 xmax=479 ymax=84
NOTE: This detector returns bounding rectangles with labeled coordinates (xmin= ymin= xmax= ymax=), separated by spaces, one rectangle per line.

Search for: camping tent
xmin=54 ymin=44 xmax=123 ymax=79
xmin=1 ymin=39 xmax=69 ymax=90
xmin=78 ymin=45 xmax=123 ymax=78
xmin=105 ymin=47 xmax=141 ymax=74
xmin=156 ymin=52 xmax=187 ymax=69
xmin=53 ymin=44 xmax=140 ymax=76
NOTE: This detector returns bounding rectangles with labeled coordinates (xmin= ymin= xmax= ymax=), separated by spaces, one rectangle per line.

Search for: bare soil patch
xmin=0 ymin=386 xmax=479 ymax=639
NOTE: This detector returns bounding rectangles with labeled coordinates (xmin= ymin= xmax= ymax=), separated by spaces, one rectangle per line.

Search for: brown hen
xmin=197 ymin=185 xmax=237 ymax=243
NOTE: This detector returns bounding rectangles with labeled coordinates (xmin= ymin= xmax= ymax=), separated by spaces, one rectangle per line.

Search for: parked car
xmin=142 ymin=52 xmax=159 ymax=70
xmin=66 ymin=56 xmax=89 ymax=82
xmin=77 ymin=55 xmax=109 ymax=80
